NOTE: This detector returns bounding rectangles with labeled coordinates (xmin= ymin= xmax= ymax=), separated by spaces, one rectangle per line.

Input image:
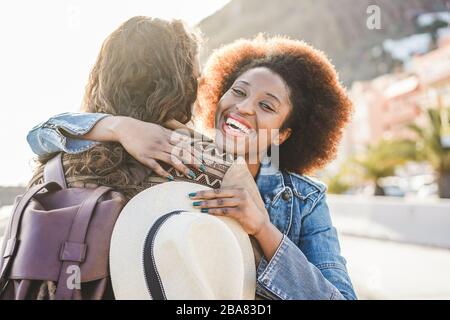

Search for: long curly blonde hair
xmin=31 ymin=16 xmax=200 ymax=196
xmin=83 ymin=16 xmax=199 ymax=124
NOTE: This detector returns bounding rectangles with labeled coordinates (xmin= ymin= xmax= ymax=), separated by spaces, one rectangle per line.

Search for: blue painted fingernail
xmin=188 ymin=192 xmax=197 ymax=198
xmin=199 ymin=164 xmax=206 ymax=173
xmin=167 ymin=175 xmax=174 ymax=181
xmin=192 ymin=201 xmax=202 ymax=207
xmin=201 ymin=208 xmax=208 ymax=213
xmin=188 ymin=170 xmax=196 ymax=179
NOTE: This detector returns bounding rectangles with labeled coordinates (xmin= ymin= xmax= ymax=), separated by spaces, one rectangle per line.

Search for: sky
xmin=0 ymin=0 xmax=230 ymax=186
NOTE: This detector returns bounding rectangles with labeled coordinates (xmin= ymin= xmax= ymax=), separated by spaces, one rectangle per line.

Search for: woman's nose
xmin=235 ymin=99 xmax=255 ymax=115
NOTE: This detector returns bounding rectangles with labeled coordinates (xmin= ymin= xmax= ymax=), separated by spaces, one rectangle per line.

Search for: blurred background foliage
xmin=325 ymin=107 xmax=450 ymax=198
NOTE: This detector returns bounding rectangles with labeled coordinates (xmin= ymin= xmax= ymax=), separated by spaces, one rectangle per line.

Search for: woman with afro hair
xmin=26 ymin=35 xmax=356 ymax=300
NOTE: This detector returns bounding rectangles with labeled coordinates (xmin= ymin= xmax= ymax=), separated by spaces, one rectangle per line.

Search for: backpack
xmin=0 ymin=153 xmax=126 ymax=299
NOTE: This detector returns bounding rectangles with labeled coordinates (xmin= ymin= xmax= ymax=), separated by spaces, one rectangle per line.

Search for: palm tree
xmin=352 ymin=139 xmax=416 ymax=195
xmin=408 ymin=107 xmax=450 ymax=198
xmin=325 ymin=160 xmax=364 ymax=195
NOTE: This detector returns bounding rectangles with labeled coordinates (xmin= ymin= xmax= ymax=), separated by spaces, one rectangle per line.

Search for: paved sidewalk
xmin=340 ymin=234 xmax=450 ymax=299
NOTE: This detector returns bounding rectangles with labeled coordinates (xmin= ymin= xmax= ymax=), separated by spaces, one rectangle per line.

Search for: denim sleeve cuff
xmin=43 ymin=112 xmax=110 ymax=136
xmin=26 ymin=112 xmax=110 ymax=155
xmin=256 ymin=234 xmax=289 ymax=299
xmin=255 ymin=234 xmax=344 ymax=300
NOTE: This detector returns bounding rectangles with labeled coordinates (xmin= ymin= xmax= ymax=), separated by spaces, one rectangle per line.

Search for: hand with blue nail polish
xmin=189 ymin=187 xmax=270 ymax=236
xmin=91 ymin=116 xmax=205 ymax=180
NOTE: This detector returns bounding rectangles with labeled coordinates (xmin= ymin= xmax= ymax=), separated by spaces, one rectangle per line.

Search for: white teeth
xmin=225 ymin=117 xmax=250 ymax=134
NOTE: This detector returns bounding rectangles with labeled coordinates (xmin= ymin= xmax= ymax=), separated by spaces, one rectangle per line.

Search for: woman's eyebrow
xmin=266 ymin=92 xmax=281 ymax=104
xmin=236 ymin=80 xmax=250 ymax=86
xmin=236 ymin=80 xmax=281 ymax=103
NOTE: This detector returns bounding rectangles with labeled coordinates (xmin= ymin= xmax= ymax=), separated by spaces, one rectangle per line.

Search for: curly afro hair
xmin=196 ymin=36 xmax=353 ymax=175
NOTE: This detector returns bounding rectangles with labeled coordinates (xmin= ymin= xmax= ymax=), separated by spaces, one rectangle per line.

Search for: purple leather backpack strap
xmin=54 ymin=186 xmax=112 ymax=300
xmin=44 ymin=153 xmax=67 ymax=189
xmin=0 ymin=182 xmax=62 ymax=293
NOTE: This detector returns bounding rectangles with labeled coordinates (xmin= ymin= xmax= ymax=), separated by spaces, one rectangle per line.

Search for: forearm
xmin=78 ymin=115 xmax=123 ymax=142
xmin=254 ymin=195 xmax=357 ymax=300
xmin=254 ymin=221 xmax=283 ymax=261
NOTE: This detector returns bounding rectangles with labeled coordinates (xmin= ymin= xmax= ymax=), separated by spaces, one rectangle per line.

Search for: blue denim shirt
xmin=26 ymin=112 xmax=357 ymax=300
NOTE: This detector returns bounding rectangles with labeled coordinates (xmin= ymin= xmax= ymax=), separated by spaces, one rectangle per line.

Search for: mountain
xmin=198 ymin=0 xmax=449 ymax=85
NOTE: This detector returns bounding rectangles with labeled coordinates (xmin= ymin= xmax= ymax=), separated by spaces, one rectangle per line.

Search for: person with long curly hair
xmin=28 ymin=16 xmax=206 ymax=200
xmin=27 ymin=34 xmax=357 ymax=299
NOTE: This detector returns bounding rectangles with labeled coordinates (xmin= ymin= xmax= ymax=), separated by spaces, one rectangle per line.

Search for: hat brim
xmin=109 ymin=181 xmax=256 ymax=300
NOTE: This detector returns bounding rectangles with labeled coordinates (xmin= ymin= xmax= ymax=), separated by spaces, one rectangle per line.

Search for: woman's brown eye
xmin=232 ymin=88 xmax=245 ymax=96
xmin=260 ymin=102 xmax=274 ymax=112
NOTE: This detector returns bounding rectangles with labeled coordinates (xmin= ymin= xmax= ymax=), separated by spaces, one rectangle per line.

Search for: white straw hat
xmin=109 ymin=181 xmax=256 ymax=300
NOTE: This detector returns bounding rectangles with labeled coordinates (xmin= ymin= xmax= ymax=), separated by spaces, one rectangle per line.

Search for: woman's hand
xmin=83 ymin=116 xmax=204 ymax=180
xmin=188 ymin=187 xmax=270 ymax=236
xmin=189 ymin=187 xmax=284 ymax=260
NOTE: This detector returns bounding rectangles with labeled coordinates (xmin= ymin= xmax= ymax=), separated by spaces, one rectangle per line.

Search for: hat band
xmin=143 ymin=210 xmax=185 ymax=300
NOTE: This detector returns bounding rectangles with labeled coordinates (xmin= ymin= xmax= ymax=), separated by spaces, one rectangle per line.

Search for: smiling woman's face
xmin=215 ymin=67 xmax=293 ymax=161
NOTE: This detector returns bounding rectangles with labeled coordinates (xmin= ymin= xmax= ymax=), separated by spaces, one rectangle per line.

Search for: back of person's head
xmin=31 ymin=17 xmax=200 ymax=196
xmin=83 ymin=16 xmax=200 ymax=125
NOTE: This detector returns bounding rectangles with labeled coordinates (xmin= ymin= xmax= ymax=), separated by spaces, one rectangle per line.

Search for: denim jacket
xmin=26 ymin=112 xmax=357 ymax=300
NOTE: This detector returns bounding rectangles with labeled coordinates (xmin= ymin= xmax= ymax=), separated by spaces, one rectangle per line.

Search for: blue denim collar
xmin=256 ymin=158 xmax=302 ymax=200
xmin=255 ymin=158 xmax=285 ymax=200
